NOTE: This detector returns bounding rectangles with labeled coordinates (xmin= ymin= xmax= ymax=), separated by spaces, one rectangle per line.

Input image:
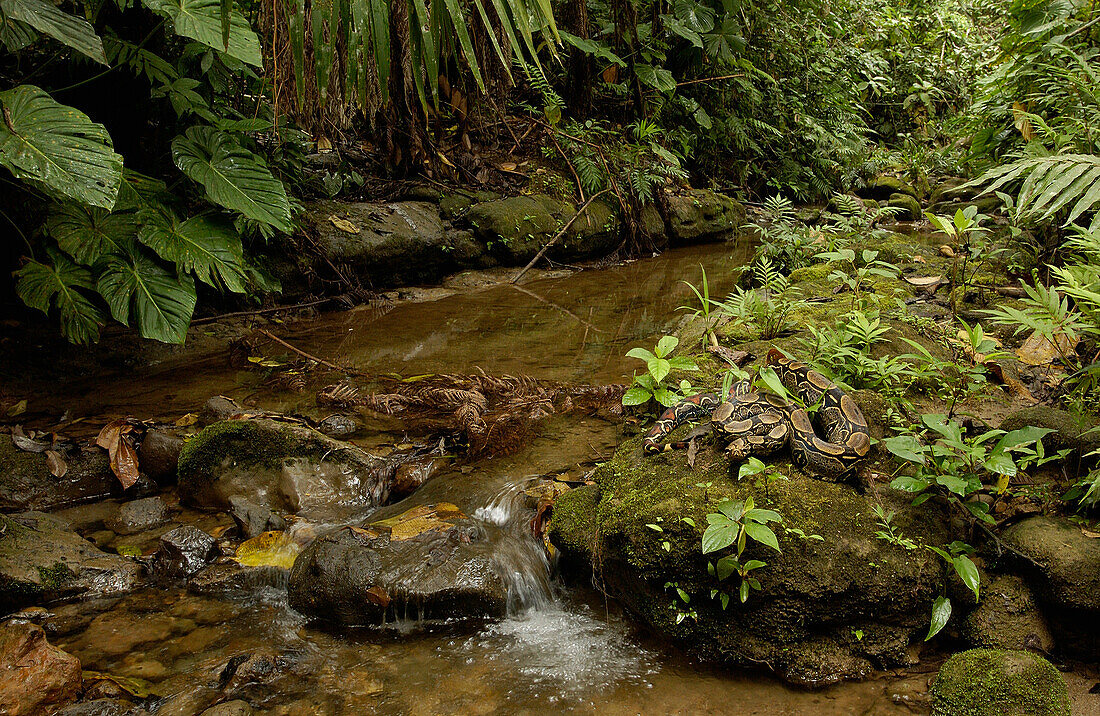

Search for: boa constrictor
xmin=642 ymin=349 xmax=871 ymax=480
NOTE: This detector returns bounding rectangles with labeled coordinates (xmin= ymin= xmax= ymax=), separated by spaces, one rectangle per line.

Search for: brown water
xmin=23 ymin=239 xmax=1087 ymax=715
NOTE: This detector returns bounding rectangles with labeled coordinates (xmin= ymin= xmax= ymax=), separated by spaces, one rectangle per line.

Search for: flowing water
xmin=21 ymin=240 xmax=993 ymax=714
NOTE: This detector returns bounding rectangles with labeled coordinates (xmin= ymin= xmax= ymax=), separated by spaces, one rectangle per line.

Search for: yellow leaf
xmin=82 ymin=671 xmax=158 ymax=698
xmin=1016 ymin=330 xmax=1078 ymax=366
xmin=995 ymin=473 xmax=1009 ymax=494
xmin=370 ymin=503 xmax=466 ymax=541
xmin=329 ymin=215 xmax=360 ymax=234
xmin=234 ymin=531 xmax=301 ymax=569
xmin=7 ymin=399 xmax=27 ymax=417
xmin=116 ymin=545 xmax=143 ymax=557
xmin=174 ymin=413 xmax=198 ymax=427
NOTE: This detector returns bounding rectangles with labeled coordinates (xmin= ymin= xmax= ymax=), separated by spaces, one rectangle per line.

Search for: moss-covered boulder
xmin=1000 ymin=515 xmax=1100 ymax=659
xmin=0 ymin=512 xmax=143 ymax=612
xmin=305 ymin=200 xmax=480 ymax=285
xmin=999 ymin=407 xmax=1100 ymax=457
xmin=860 ymin=176 xmax=919 ymax=200
xmin=887 ymin=193 xmax=923 ymax=221
xmin=931 ymin=649 xmax=1069 ymax=716
xmin=960 ymin=575 xmax=1055 ymax=653
xmin=549 ymin=437 xmax=955 ymax=686
xmin=465 ymin=194 xmax=619 ymax=264
xmin=664 ymin=189 xmax=745 ymax=244
xmin=177 ymin=419 xmax=397 ymax=521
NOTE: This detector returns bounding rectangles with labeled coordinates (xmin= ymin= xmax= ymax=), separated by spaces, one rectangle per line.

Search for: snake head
xmin=765 ymin=348 xmax=789 ymax=365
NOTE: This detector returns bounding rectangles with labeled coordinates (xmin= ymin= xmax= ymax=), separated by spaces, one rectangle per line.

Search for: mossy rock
xmin=887 ymin=193 xmax=923 ymax=221
xmin=465 ymin=195 xmax=619 ymax=264
xmin=550 ymin=436 xmax=956 ymax=686
xmin=664 ymin=189 xmax=746 ymax=244
xmin=960 ymin=575 xmax=1054 ymax=653
xmin=177 ymin=419 xmax=396 ymax=520
xmin=1000 ymin=515 xmax=1100 ymax=659
xmin=860 ymin=176 xmax=919 ymax=201
xmin=931 ymin=649 xmax=1069 ymax=716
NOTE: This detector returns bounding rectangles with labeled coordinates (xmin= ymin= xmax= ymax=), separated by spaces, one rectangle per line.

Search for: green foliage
xmin=802 ymin=311 xmax=910 ymax=395
xmin=14 ymin=249 xmax=103 ymax=344
xmin=816 ymin=247 xmax=900 ymax=310
xmin=702 ymin=495 xmax=782 ymax=605
xmin=971 ymin=154 xmax=1100 ymax=231
xmin=721 ymin=259 xmax=803 ymax=340
xmin=623 ymin=335 xmax=698 ymax=409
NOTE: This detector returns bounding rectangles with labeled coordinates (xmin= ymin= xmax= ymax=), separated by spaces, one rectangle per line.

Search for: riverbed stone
xmin=151 ymin=526 xmax=219 ymax=581
xmin=177 ymin=418 xmax=396 ymax=519
xmin=0 ymin=439 xmax=118 ymax=511
xmin=227 ymin=496 xmax=286 ymax=539
xmin=307 ymin=200 xmax=466 ymax=286
xmin=1000 ymin=515 xmax=1100 ymax=659
xmin=0 ymin=619 xmax=82 ymax=715
xmin=960 ymin=574 xmax=1054 ymax=653
xmin=53 ymin=699 xmax=133 ymax=716
xmin=549 ymin=436 xmax=955 ymax=687
xmin=0 ymin=512 xmax=143 ymax=612
xmin=103 ymin=496 xmax=169 ymax=535
xmin=200 ymin=396 xmax=243 ymax=426
xmin=288 ymin=507 xmax=510 ymax=626
xmin=861 ymin=176 xmax=919 ymax=200
xmin=139 ymin=428 xmax=184 ymax=483
xmin=189 ymin=562 xmax=288 ymax=596
xmin=664 ymin=189 xmax=745 ymax=244
xmin=201 ymin=701 xmax=254 ymax=716
xmin=887 ymin=193 xmax=922 ymax=220
xmin=930 ymin=649 xmax=1069 ymax=716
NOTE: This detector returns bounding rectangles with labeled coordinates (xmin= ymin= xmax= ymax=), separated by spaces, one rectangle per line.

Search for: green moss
xmin=788 ymin=263 xmax=831 ymax=285
xmin=37 ymin=561 xmax=75 ymax=589
xmin=178 ymin=419 xmax=304 ymax=480
xmin=931 ymin=649 xmax=1069 ymax=716
xmin=549 ymin=484 xmax=601 ymax=563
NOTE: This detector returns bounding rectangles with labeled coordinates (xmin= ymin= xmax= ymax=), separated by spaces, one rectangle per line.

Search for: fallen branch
xmin=256 ymin=328 xmax=366 ymax=376
xmin=511 ymin=189 xmax=612 ymax=284
xmin=192 ymin=298 xmax=334 ymax=325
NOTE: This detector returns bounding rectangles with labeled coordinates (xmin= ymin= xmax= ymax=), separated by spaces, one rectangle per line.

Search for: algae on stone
xmin=931 ymin=649 xmax=1069 ymax=716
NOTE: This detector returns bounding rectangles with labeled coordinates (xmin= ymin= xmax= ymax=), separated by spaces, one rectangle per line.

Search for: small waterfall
xmin=475 ymin=480 xmax=555 ymax=614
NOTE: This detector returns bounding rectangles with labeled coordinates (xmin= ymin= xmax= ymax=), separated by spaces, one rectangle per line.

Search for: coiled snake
xmin=642 ymin=349 xmax=871 ymax=480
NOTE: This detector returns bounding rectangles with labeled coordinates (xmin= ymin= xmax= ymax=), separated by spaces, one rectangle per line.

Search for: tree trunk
xmin=385 ymin=0 xmax=427 ymax=174
xmin=562 ymin=0 xmax=592 ymax=118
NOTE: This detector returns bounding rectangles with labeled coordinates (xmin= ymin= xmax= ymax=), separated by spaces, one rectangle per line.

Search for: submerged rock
xmin=228 ymin=496 xmax=286 ymax=540
xmin=177 ymin=419 xmax=395 ymax=519
xmin=288 ymin=501 xmax=538 ymax=626
xmin=961 ymin=574 xmax=1054 ymax=653
xmin=549 ymin=437 xmax=955 ymax=687
xmin=103 ymin=496 xmax=169 ymax=535
xmin=0 ymin=619 xmax=82 ymax=715
xmin=151 ymin=526 xmax=219 ymax=581
xmin=930 ymin=649 xmax=1069 ymax=716
xmin=1001 ymin=515 xmax=1100 ymax=659
xmin=189 ymin=563 xmax=288 ymax=596
xmin=200 ymin=701 xmax=254 ymax=716
xmin=0 ymin=512 xmax=143 ymax=612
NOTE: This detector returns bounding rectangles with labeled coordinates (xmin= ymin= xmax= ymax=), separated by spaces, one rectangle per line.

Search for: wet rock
xmin=139 ymin=429 xmax=184 ymax=483
xmin=860 ymin=175 xmax=919 ymax=201
xmin=189 ymin=562 xmax=288 ymax=596
xmin=0 ymin=439 xmax=117 ymax=511
xmin=549 ymin=436 xmax=955 ymax=687
xmin=999 ymin=407 xmax=1100 ymax=456
xmin=201 ymin=701 xmax=254 ymax=716
xmin=151 ymin=526 xmax=219 ymax=581
xmin=288 ymin=505 xmax=519 ymax=626
xmin=228 ymin=496 xmax=286 ymax=539
xmin=887 ymin=193 xmax=922 ymax=221
xmin=104 ymin=496 xmax=169 ymax=535
xmin=307 ymin=200 xmax=465 ymax=285
xmin=53 ymin=699 xmax=133 ymax=716
xmin=177 ymin=419 xmax=396 ymax=519
xmin=0 ymin=512 xmax=143 ymax=612
xmin=466 ymin=195 xmax=619 ymax=264
xmin=200 ymin=396 xmax=244 ymax=426
xmin=1001 ymin=515 xmax=1100 ymax=659
xmin=391 ymin=458 xmax=443 ymax=497
xmin=316 ymin=414 xmax=357 ymax=437
xmin=961 ymin=574 xmax=1055 ymax=653
xmin=664 ymin=189 xmax=745 ymax=244
xmin=931 ymin=649 xmax=1069 ymax=716
xmin=0 ymin=619 xmax=82 ymax=715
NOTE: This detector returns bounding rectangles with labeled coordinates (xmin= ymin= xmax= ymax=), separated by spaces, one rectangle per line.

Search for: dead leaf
xmin=329 ymin=215 xmax=360 ymax=234
xmin=96 ymin=419 xmax=141 ymax=489
xmin=82 ymin=671 xmax=158 ymax=699
xmin=904 ymin=275 xmax=944 ymax=287
xmin=602 ymin=65 xmax=619 ymax=84
xmin=234 ymin=531 xmax=301 ymax=569
xmin=1083 ymin=529 xmax=1100 ymax=539
xmin=349 ymin=525 xmax=383 ymax=541
xmin=1016 ymin=330 xmax=1079 ymax=366
xmin=44 ymin=449 xmax=67 ymax=478
xmin=913 ymin=255 xmax=927 ymax=264
xmin=316 ymin=136 xmax=333 ymax=151
xmin=499 ymin=162 xmax=517 ymax=172
xmin=939 ymin=245 xmax=956 ymax=258
xmin=7 ymin=399 xmax=26 ymax=417
xmin=687 ymin=437 xmax=699 ymax=469
xmin=372 ymin=503 xmax=466 ymax=541
xmin=11 ymin=425 xmax=50 ymax=453
xmin=365 ymin=586 xmax=391 ymax=607
xmin=1012 ymin=101 xmax=1035 ymax=141
xmin=174 ymin=413 xmax=198 ymax=427
xmin=116 ymin=545 xmax=143 ymax=558
xmin=209 ymin=525 xmax=233 ymax=539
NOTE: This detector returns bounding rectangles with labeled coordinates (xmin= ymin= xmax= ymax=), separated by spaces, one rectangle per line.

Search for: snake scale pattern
xmin=643 ymin=349 xmax=871 ymax=480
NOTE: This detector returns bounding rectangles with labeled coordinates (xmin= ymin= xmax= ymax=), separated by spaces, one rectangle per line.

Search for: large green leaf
xmin=0 ymin=85 xmax=123 ymax=209
xmin=138 ymin=209 xmax=247 ymax=293
xmin=114 ymin=168 xmax=170 ymax=212
xmin=0 ymin=0 xmax=106 ymax=63
xmin=0 ymin=13 xmax=38 ymax=52
xmin=142 ymin=0 xmax=262 ymax=67
xmin=171 ymin=126 xmax=291 ymax=233
xmin=46 ymin=202 xmax=139 ymax=265
xmin=96 ymin=252 xmax=197 ymax=344
xmin=14 ymin=250 xmax=103 ymax=344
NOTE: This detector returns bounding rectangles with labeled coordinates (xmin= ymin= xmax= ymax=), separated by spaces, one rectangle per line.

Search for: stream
xmin=31 ymin=240 xmax=940 ymax=714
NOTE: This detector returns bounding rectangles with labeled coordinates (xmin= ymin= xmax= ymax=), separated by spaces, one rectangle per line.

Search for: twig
xmin=547 ymin=128 xmax=586 ymax=202
xmin=192 ymin=298 xmax=334 ymax=325
xmin=256 ymin=328 xmax=366 ymax=375
xmin=508 ymin=284 xmax=604 ymax=333
xmin=675 ymin=73 xmax=745 ymax=87
xmin=511 ymin=189 xmax=612 ymax=284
